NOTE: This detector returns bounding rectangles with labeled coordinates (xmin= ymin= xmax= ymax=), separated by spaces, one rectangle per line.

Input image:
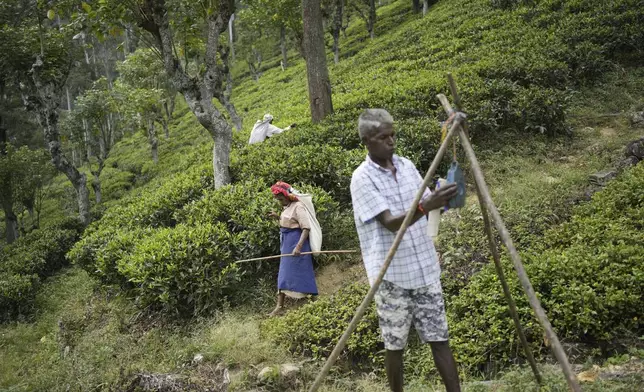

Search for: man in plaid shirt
xmin=350 ymin=109 xmax=461 ymax=392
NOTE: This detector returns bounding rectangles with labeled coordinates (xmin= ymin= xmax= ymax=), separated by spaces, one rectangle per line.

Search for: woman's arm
xmin=293 ymin=229 xmax=310 ymax=255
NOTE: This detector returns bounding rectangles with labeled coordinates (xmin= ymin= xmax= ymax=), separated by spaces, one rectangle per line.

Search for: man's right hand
xmin=421 ymin=183 xmax=458 ymax=212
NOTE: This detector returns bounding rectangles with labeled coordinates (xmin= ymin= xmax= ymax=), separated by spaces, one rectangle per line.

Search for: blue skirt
xmin=278 ymin=227 xmax=318 ymax=295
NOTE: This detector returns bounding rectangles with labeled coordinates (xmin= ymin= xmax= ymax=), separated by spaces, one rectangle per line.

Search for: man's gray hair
xmin=358 ymin=109 xmax=394 ymax=139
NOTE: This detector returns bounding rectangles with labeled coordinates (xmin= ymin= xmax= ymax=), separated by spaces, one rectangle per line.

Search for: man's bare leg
xmin=385 ymin=349 xmax=404 ymax=392
xmin=429 ymin=341 xmax=461 ymax=392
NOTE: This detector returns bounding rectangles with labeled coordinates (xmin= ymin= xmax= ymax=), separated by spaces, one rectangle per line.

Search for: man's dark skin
xmin=362 ymin=122 xmax=461 ymax=392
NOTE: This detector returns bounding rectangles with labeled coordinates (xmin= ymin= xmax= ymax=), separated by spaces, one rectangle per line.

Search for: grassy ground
xmin=1 ymin=0 xmax=643 ymax=390
xmin=1 ymin=269 xmax=641 ymax=391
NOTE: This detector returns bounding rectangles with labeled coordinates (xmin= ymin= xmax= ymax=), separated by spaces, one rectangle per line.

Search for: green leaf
xmin=47 ymin=9 xmax=56 ymax=20
xmin=81 ymin=2 xmax=92 ymax=13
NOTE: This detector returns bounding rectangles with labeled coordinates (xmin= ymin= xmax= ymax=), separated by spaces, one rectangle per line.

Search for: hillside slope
xmin=1 ymin=0 xmax=643 ymax=390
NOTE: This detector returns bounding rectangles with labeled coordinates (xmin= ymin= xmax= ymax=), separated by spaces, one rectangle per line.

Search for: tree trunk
xmin=213 ymin=128 xmax=231 ymax=188
xmin=148 ymin=120 xmax=159 ymax=164
xmin=91 ymin=170 xmax=101 ymax=204
xmin=222 ymin=98 xmax=242 ymax=131
xmin=65 ymin=87 xmax=79 ymax=166
xmin=332 ymin=0 xmax=343 ymax=64
xmin=423 ymin=0 xmax=429 ymax=15
xmin=0 ymin=116 xmax=19 ymax=243
xmin=162 ymin=117 xmax=169 ymax=139
xmin=249 ymin=61 xmax=259 ymax=82
xmin=229 ymin=14 xmax=236 ymax=63
xmin=368 ymin=0 xmax=376 ymax=39
xmin=254 ymin=48 xmax=262 ymax=74
xmin=302 ymin=0 xmax=334 ymax=123
xmin=162 ymin=100 xmax=171 ymax=138
xmin=83 ymin=118 xmax=92 ymax=162
xmin=412 ymin=0 xmax=421 ymax=13
xmin=27 ymin=207 xmax=35 ymax=229
xmin=1 ymin=200 xmax=19 ymax=244
xmin=22 ymin=57 xmax=91 ymax=226
xmin=220 ymin=76 xmax=242 ymax=132
xmin=280 ymin=25 xmax=288 ymax=69
xmin=138 ymin=0 xmax=235 ymax=188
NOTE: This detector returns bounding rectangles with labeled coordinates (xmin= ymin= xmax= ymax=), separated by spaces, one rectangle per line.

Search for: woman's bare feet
xmin=268 ymin=306 xmax=284 ymax=317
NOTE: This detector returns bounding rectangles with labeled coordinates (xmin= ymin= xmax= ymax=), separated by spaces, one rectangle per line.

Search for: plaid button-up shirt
xmin=350 ymin=154 xmax=441 ymax=289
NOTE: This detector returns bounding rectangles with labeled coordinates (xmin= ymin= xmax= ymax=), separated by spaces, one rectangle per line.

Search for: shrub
xmin=262 ymin=283 xmax=381 ymax=364
xmin=117 ymin=222 xmax=243 ymax=316
xmin=230 ymin=145 xmax=364 ymax=206
xmin=0 ymin=218 xmax=82 ymax=321
xmin=176 ymin=181 xmax=342 ymax=264
xmin=263 ymin=163 xmax=644 ymax=376
xmin=70 ymin=172 xmax=349 ymax=315
xmin=444 ymin=163 xmax=644 ymax=374
xmin=68 ymin=165 xmax=212 ymax=277
xmin=99 ymin=166 xmax=136 ymax=202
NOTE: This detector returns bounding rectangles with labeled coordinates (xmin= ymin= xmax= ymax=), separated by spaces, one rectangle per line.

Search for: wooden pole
xmin=457 ymin=128 xmax=581 ymax=392
xmin=234 ymin=250 xmax=357 ymax=264
xmin=437 ymin=92 xmax=543 ymax=384
xmin=442 ymin=75 xmax=578 ymax=389
xmin=307 ymin=115 xmax=463 ymax=392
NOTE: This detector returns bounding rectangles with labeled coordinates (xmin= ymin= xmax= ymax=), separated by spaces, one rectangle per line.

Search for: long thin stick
xmin=458 ymin=129 xmax=581 ymax=392
xmin=234 ymin=250 xmax=358 ymax=264
xmin=438 ymin=88 xmax=543 ymax=384
xmin=443 ymin=75 xmax=578 ymax=389
xmin=307 ymin=116 xmax=463 ymax=392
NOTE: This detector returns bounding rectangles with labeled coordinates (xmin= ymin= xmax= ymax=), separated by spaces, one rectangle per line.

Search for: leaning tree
xmin=90 ymin=0 xmax=242 ymax=187
xmin=0 ymin=0 xmax=92 ymax=226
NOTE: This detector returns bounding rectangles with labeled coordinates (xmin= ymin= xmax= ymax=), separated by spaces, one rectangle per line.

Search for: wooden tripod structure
xmin=307 ymin=74 xmax=582 ymax=392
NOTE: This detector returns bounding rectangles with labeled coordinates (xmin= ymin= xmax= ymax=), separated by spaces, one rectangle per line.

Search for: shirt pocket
xmin=379 ymin=181 xmax=405 ymax=215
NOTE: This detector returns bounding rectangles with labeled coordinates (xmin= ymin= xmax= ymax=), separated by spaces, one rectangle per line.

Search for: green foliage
xmin=176 ymin=181 xmax=339 ymax=261
xmin=262 ymin=283 xmax=381 ymax=363
xmin=70 ymin=169 xmax=346 ymax=315
xmin=263 ymin=163 xmax=644 ymax=375
xmin=230 ymin=144 xmax=364 ymax=206
xmin=0 ymin=218 xmax=82 ymax=321
xmin=98 ymin=166 xmax=136 ymax=202
xmin=0 ymin=146 xmax=56 ymax=231
xmin=117 ymin=222 xmax=242 ymax=316
xmin=68 ymin=164 xmax=213 ymax=279
xmin=445 ymin=163 xmax=644 ymax=374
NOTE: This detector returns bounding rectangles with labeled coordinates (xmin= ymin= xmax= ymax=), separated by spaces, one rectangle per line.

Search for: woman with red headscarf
xmin=268 ymin=181 xmax=318 ymax=316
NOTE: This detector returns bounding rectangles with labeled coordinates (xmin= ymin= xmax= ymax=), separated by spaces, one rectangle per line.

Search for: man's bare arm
xmin=375 ymin=184 xmax=458 ymax=233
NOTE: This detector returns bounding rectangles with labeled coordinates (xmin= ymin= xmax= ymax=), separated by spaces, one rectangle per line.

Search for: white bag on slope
xmin=293 ymin=192 xmax=323 ymax=253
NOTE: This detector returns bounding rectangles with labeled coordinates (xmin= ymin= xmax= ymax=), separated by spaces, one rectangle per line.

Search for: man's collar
xmin=366 ymin=154 xmax=400 ymax=172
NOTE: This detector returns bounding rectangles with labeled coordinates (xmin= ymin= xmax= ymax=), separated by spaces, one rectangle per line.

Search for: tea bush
xmin=176 ymin=181 xmax=343 ymax=263
xmin=69 ymin=170 xmax=348 ymax=315
xmin=117 ymin=222 xmax=243 ymax=316
xmin=68 ymin=164 xmax=213 ymax=277
xmin=262 ymin=283 xmax=381 ymax=363
xmin=235 ymin=0 xmax=642 ymax=153
xmin=98 ymin=166 xmax=136 ymax=203
xmin=230 ymin=145 xmax=364 ymax=206
xmin=0 ymin=218 xmax=82 ymax=321
xmin=444 ymin=162 xmax=644 ymax=373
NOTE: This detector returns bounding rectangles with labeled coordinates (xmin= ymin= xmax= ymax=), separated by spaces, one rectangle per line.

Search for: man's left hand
xmin=293 ymin=245 xmax=302 ymax=256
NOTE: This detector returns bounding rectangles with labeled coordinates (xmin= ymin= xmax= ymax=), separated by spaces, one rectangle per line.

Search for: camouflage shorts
xmin=374 ymin=280 xmax=448 ymax=350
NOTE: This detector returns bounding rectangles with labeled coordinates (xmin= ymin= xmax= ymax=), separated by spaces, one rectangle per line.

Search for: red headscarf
xmin=270 ymin=181 xmax=299 ymax=201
